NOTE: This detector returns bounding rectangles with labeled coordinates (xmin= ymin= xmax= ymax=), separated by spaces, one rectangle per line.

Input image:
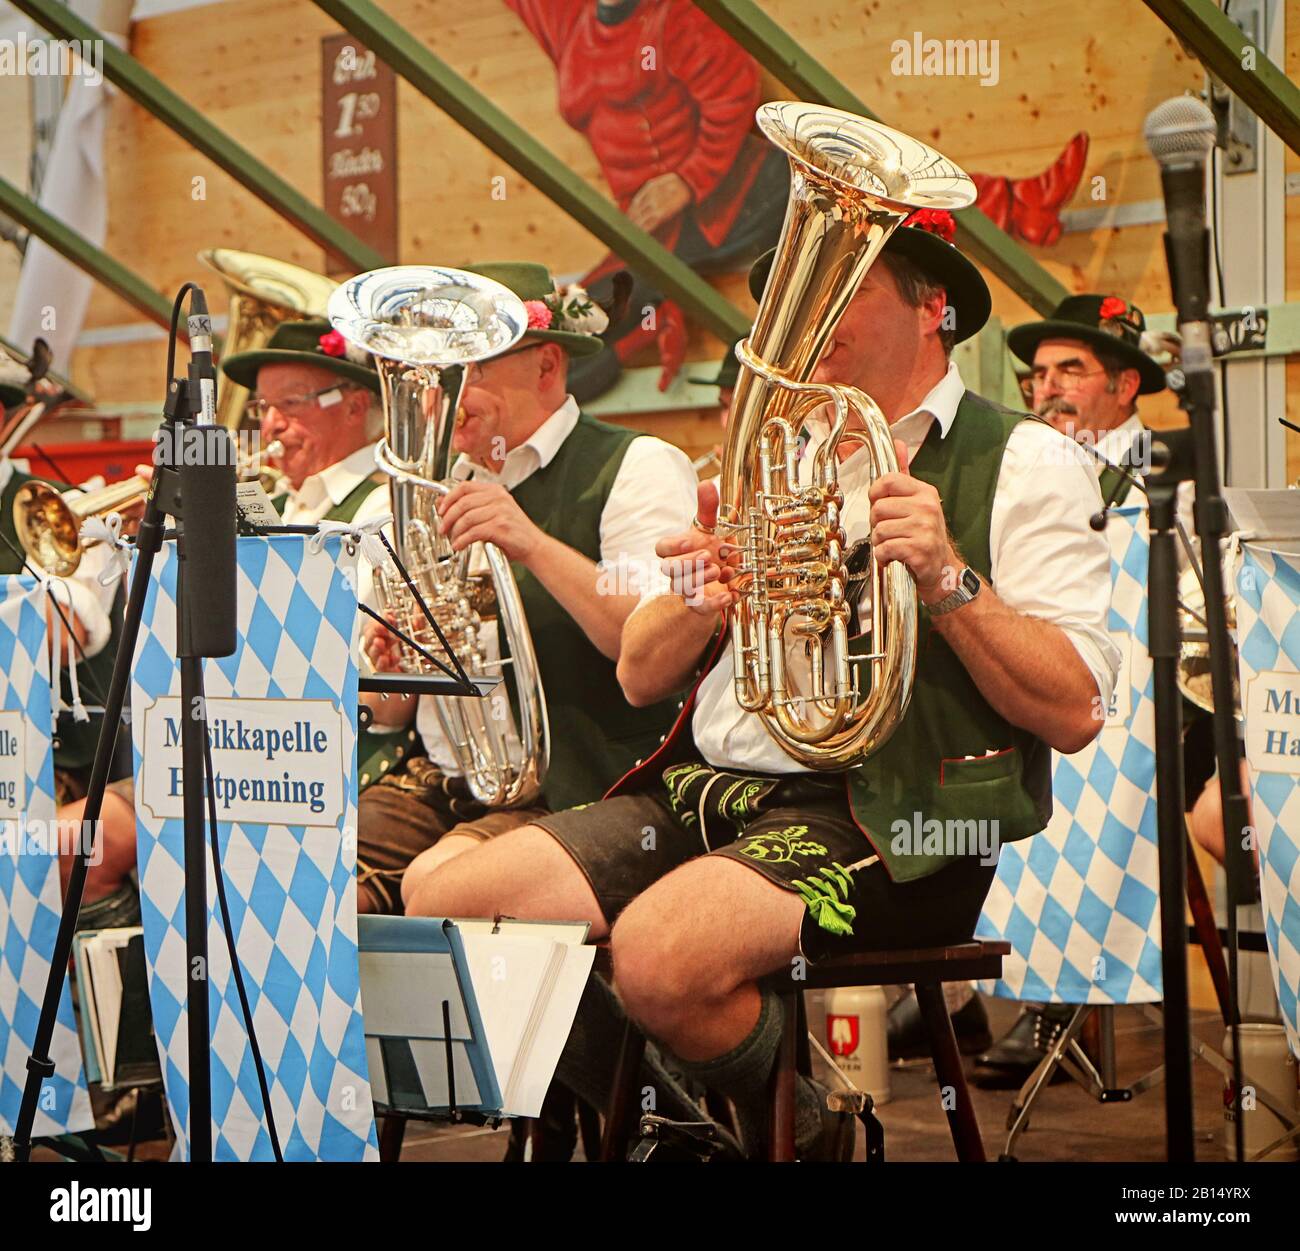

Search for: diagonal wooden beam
xmin=311 ymin=0 xmax=751 ymax=342
xmin=0 ymin=173 xmax=173 ymax=327
xmin=1143 ymin=0 xmax=1300 ymax=158
xmin=9 ymin=0 xmax=387 ymax=270
xmin=693 ymin=0 xmax=1070 ymax=314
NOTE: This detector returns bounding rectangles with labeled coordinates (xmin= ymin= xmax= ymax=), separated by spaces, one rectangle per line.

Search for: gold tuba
xmin=719 ymin=102 xmax=975 ymax=768
xmin=198 ymin=249 xmax=338 ymax=432
xmin=328 ymin=266 xmax=550 ymax=807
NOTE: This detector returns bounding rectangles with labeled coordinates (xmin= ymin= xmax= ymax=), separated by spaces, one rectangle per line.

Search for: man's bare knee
xmin=400 ymin=834 xmax=483 ymax=907
xmin=406 ymin=823 xmax=608 ymax=934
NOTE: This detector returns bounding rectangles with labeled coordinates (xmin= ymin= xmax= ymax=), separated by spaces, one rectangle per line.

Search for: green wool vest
xmin=844 ymin=391 xmax=1053 ymax=882
xmin=509 ymin=412 xmax=680 ymax=813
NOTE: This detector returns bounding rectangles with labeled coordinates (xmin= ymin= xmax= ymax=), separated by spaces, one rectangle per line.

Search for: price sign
xmin=321 ymin=34 xmax=398 ymax=275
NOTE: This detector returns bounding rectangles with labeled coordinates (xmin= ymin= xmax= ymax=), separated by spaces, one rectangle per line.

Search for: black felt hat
xmin=747 ymin=209 xmax=992 ymax=344
xmin=1007 ymin=294 xmax=1167 ymax=395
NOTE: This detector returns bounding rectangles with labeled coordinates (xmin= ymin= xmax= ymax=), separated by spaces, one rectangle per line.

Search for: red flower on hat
xmin=1099 ymin=296 xmax=1127 ymax=321
xmin=903 ymin=208 xmax=957 ymax=243
xmin=318 ymin=329 xmax=347 ymax=358
xmin=524 ymin=300 xmax=553 ymax=330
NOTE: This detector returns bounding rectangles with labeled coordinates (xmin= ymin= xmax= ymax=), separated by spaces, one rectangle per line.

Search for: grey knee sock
xmin=555 ymin=972 xmax=714 ymax=1133
xmin=673 ymin=991 xmax=830 ymax=1159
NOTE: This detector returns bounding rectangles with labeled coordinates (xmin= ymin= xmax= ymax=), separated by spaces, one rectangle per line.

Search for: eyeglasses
xmin=462 ymin=343 xmax=542 ymax=385
xmin=1029 ymin=364 xmax=1111 ymax=392
xmin=250 ymin=383 xmax=360 ymax=420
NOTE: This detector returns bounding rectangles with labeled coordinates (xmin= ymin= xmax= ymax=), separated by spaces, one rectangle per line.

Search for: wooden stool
xmin=600 ymin=938 xmax=1008 ymax=1162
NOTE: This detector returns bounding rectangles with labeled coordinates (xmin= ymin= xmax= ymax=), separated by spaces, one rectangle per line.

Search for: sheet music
xmin=1224 ymin=487 xmax=1300 ymax=554
xmin=357 ymin=950 xmax=473 ymax=1039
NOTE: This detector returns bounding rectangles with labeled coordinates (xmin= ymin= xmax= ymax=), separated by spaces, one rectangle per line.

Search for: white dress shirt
xmin=278 ymin=442 xmax=391 ymax=611
xmin=416 ymin=395 xmax=698 ymax=773
xmin=1095 ymin=412 xmax=1196 ymax=565
xmin=1 ymin=458 xmax=115 ymax=657
xmin=690 ymin=362 xmax=1122 ymax=774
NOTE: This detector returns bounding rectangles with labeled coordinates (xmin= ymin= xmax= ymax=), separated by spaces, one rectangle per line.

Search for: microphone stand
xmin=12 ymin=299 xmax=227 ymax=1163
xmin=1088 ymin=429 xmax=1196 ymax=1161
xmin=1144 ymin=429 xmax=1198 ymax=1164
xmin=1170 ymin=345 xmax=1252 ymax=1166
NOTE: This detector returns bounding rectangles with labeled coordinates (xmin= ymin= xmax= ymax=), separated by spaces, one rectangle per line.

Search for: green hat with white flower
xmin=221 ymin=318 xmax=382 ymax=392
xmin=464 ymin=262 xmax=606 ymax=358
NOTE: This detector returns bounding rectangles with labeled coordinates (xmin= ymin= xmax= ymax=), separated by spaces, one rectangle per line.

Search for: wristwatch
xmin=926 ymin=566 xmax=981 ymax=618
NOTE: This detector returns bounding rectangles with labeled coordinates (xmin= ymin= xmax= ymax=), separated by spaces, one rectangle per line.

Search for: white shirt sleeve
xmin=59 ymin=542 xmax=118 ymax=658
xmin=348 ymin=482 xmax=396 ymax=615
xmin=598 ymin=435 xmax=699 ymax=605
xmin=989 ymin=420 xmax=1121 ymax=717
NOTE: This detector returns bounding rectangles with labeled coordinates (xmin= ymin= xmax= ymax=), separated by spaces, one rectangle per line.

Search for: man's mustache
xmin=1036 ymin=397 xmax=1078 ymax=419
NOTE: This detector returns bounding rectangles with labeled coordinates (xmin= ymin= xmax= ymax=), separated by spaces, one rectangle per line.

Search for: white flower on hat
xmin=552 ymin=283 xmax=609 ymax=336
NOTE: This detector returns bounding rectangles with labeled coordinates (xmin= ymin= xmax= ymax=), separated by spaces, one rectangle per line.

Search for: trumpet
xmin=13 ymin=439 xmax=283 ymax=577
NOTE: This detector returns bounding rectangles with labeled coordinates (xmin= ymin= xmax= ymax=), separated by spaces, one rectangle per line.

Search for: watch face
xmin=960 ymin=567 xmax=980 ymax=596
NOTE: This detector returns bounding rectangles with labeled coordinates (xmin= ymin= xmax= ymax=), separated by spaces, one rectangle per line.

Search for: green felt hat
xmin=1007 ymin=294 xmax=1167 ymax=395
xmin=221 ymin=318 xmax=382 ymax=393
xmin=464 ymin=262 xmax=604 ymax=358
xmin=747 ymin=210 xmax=992 ymax=345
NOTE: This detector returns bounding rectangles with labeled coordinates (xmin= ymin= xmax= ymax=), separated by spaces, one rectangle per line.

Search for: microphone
xmin=177 ymin=283 xmax=237 ymax=657
xmin=1143 ymin=96 xmax=1216 ymax=364
xmin=186 ymin=286 xmax=218 ymax=425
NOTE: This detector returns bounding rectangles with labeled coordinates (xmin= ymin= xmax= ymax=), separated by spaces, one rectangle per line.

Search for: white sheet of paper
xmin=358 ymin=950 xmax=472 ymax=1039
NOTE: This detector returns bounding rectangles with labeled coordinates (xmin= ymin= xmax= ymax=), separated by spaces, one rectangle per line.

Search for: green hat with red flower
xmin=220 ymin=318 xmax=382 ymax=393
xmin=747 ymin=208 xmax=992 ymax=344
xmin=464 ymin=262 xmax=605 ymax=358
xmin=1007 ymin=294 xmax=1167 ymax=394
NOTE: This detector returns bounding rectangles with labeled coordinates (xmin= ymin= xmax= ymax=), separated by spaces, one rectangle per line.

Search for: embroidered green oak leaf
xmin=737 ymin=825 xmax=828 ymax=864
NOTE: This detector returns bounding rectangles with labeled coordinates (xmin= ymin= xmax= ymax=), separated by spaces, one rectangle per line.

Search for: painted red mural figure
xmin=506 ymin=0 xmax=1090 ymax=398
xmin=505 ymin=0 xmax=789 ymax=397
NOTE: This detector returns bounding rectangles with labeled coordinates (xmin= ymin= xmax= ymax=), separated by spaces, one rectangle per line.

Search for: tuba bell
xmin=198 ymin=249 xmax=338 ymax=432
xmin=718 ymin=102 xmax=975 ymax=768
xmin=328 ymin=266 xmax=550 ymax=808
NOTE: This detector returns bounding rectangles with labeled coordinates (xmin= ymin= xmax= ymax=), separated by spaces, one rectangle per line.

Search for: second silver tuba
xmin=328 ymin=266 xmax=550 ymax=808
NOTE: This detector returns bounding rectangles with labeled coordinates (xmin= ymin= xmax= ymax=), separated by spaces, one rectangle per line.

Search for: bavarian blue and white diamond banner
xmin=978 ymin=506 xmax=1162 ymax=1003
xmin=131 ymin=535 xmax=377 ymax=1159
xmin=1232 ymin=541 xmax=1300 ymax=1058
xmin=0 ymin=576 xmax=93 ymax=1135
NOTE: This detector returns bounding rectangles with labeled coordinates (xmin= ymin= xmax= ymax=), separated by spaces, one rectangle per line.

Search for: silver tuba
xmin=328 ymin=266 xmax=550 ymax=807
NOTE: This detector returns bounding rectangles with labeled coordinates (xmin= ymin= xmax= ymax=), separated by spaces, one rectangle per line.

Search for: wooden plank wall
xmin=0 ymin=0 xmax=1293 ymax=465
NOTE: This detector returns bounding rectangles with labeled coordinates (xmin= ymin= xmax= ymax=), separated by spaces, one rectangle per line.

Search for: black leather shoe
xmin=972 ymin=1004 xmax=1074 ymax=1089
xmin=887 ymin=990 xmax=992 ymax=1062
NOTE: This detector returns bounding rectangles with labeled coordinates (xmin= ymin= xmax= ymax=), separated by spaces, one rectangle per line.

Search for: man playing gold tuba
xmin=407 ymin=215 xmax=1120 ymax=1158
